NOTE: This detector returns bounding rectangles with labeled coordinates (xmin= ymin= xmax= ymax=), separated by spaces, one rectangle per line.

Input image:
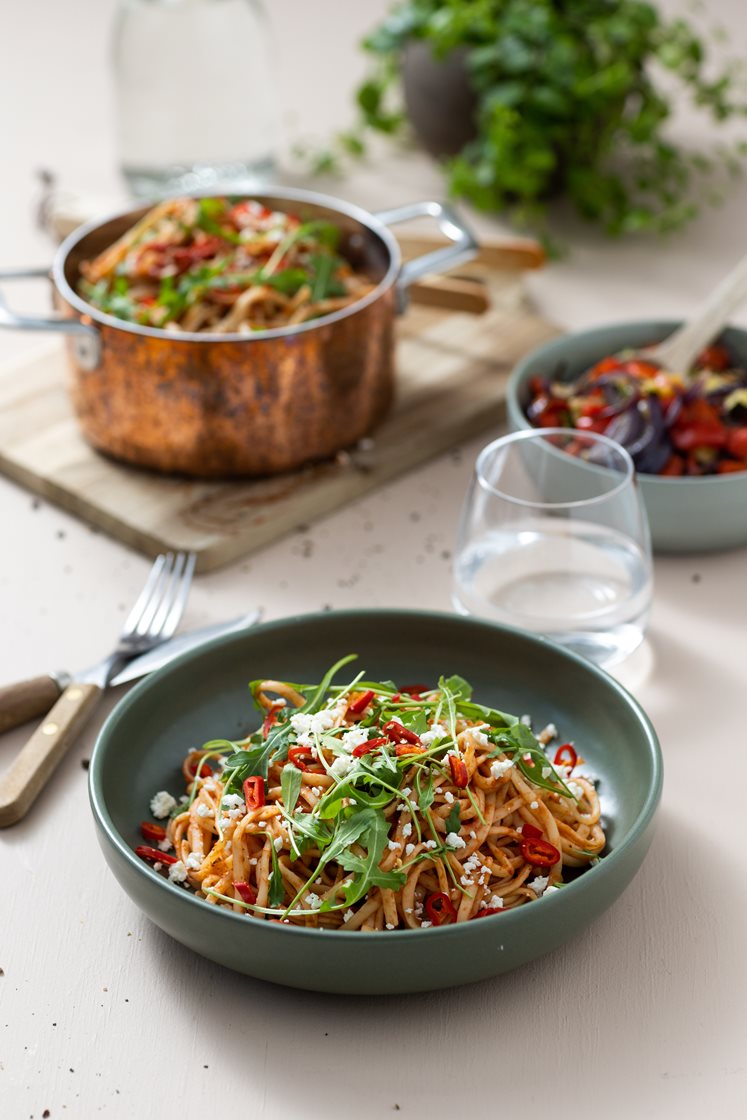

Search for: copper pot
xmin=0 ymin=189 xmax=476 ymax=477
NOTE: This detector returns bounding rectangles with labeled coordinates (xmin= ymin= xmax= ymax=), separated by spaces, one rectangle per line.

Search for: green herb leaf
xmin=280 ymin=764 xmax=303 ymax=814
xmin=445 ymin=802 xmax=461 ymax=835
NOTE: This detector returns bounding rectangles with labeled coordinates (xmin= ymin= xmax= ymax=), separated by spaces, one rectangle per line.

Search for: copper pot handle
xmin=0 ymin=267 xmax=101 ymax=369
xmin=373 ymin=200 xmax=478 ymax=311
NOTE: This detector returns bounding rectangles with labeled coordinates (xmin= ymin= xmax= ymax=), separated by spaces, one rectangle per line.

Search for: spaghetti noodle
xmin=136 ymin=656 xmax=605 ymax=930
xmin=79 ymin=197 xmax=375 ymax=334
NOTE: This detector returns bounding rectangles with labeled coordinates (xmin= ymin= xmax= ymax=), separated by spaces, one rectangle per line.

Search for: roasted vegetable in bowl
xmin=525 ymin=342 xmax=747 ymax=477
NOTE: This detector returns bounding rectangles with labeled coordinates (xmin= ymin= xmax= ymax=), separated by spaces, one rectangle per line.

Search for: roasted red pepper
xmin=424 ymin=892 xmax=458 ymax=926
xmin=352 ymin=736 xmax=389 ymax=757
xmin=140 ymin=821 xmax=167 ymax=843
xmin=233 ymin=880 xmax=258 ymax=906
xmin=400 ymin=684 xmax=429 ymax=697
xmin=671 ymin=422 xmax=727 ymax=451
xmin=448 ymin=754 xmax=469 ymax=788
xmin=395 ymin=743 xmax=427 ymax=757
xmin=135 ymin=845 xmax=177 ymax=866
xmin=660 ymin=453 xmax=686 ymax=476
xmin=262 ymin=708 xmax=281 ymax=739
xmin=521 ymin=836 xmax=561 ymax=867
xmin=726 ymin=427 xmax=747 ymax=459
xmin=243 ymin=776 xmax=266 ymax=810
xmin=347 ymin=689 xmax=375 ymax=715
xmin=696 ymin=343 xmax=732 ymax=371
xmin=554 ymin=743 xmax=578 ymax=769
xmin=382 ymin=720 xmax=422 ymax=746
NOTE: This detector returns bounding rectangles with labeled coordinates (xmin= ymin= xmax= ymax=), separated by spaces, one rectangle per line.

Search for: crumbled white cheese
xmin=490 ymin=758 xmax=513 ymax=780
xmin=387 ymin=840 xmax=401 ymax=851
xmin=544 ymin=885 xmax=560 ymax=896
xmin=221 ymin=793 xmax=245 ymax=810
xmin=305 ymin=892 xmax=323 ymax=910
xmin=420 ymin=921 xmax=433 ymax=929
xmin=402 ymin=822 xmax=412 ymax=839
xmin=329 ymin=754 xmax=356 ymax=780
xmin=528 ymin=875 xmax=549 ymax=895
xmin=423 ymin=840 xmax=438 ymax=850
xmin=185 ymin=853 xmax=202 ymax=870
xmin=196 ymin=803 xmax=213 ymax=819
xmin=149 ymin=791 xmax=176 ymax=819
xmin=404 ymin=843 xmax=415 ymax=856
xmin=541 ymin=766 xmax=552 ymax=780
xmin=158 ymin=837 xmax=173 ymax=853
xmin=273 ymin=836 xmax=283 ymax=851
xmin=401 ymin=787 xmax=412 ymax=798
xmin=290 ymin=709 xmax=335 ymax=747
xmin=385 ymin=923 xmax=395 ymax=930
xmin=520 ymin=714 xmax=532 ymax=727
xmin=538 ymin=722 xmax=557 ymax=745
xmin=444 ymin=790 xmax=455 ymax=804
xmin=168 ymin=860 xmax=188 ymax=884
xmin=530 ymin=800 xmax=539 ymax=810
xmin=343 ymin=909 xmax=354 ymax=922
xmin=445 ymin=832 xmax=466 ymax=850
xmin=485 ymin=894 xmax=504 ymax=910
xmin=341 ymin=725 xmax=369 ymax=751
xmin=470 ymin=728 xmax=490 ymax=748
xmin=567 ymin=781 xmax=585 ymax=800
xmin=420 ymin=723 xmax=449 ymax=746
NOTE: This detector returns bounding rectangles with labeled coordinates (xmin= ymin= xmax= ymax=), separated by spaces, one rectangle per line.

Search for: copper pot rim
xmin=52 ymin=185 xmax=402 ymax=345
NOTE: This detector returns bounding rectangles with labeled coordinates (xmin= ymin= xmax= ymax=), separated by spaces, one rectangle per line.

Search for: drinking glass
xmin=452 ymin=428 xmax=653 ymax=666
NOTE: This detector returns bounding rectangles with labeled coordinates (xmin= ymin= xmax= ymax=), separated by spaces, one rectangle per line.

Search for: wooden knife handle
xmin=0 ymin=682 xmax=101 ymax=827
xmin=0 ymin=675 xmax=64 ymax=733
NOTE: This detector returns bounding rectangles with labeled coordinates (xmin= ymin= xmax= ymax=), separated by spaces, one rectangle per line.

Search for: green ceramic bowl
xmin=89 ymin=609 xmax=662 ymax=995
xmin=506 ymin=321 xmax=747 ymax=553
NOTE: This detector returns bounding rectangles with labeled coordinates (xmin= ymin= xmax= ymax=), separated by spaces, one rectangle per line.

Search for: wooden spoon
xmin=639 ymin=250 xmax=747 ymax=371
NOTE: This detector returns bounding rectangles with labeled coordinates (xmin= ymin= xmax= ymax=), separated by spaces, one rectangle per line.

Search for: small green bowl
xmin=89 ymin=609 xmax=662 ymax=995
xmin=506 ymin=321 xmax=747 ymax=553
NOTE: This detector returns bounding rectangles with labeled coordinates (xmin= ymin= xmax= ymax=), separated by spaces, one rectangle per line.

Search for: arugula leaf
xmin=337 ymin=810 xmax=406 ymax=905
xmin=442 ymin=674 xmax=472 ymax=701
xmin=280 ymin=764 xmax=303 ymax=814
xmin=445 ymin=802 xmax=461 ymax=835
xmin=196 ymin=197 xmax=242 ymax=244
xmin=268 ymin=842 xmax=285 ymax=908
xmin=417 ymin=768 xmax=435 ymax=813
xmin=263 ymin=268 xmax=311 ymax=296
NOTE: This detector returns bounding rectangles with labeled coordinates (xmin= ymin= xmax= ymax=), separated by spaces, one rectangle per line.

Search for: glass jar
xmin=113 ymin=0 xmax=280 ymax=197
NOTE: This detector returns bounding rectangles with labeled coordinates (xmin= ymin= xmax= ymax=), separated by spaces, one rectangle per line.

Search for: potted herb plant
xmin=342 ymin=0 xmax=747 ymax=236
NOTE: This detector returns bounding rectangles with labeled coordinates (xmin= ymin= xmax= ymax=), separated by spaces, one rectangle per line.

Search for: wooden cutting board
xmin=0 ymin=277 xmax=558 ymax=572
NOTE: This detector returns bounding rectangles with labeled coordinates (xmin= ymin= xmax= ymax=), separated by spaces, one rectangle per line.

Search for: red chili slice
xmin=352 ymin=736 xmax=389 ymax=757
xmin=234 ymin=880 xmax=257 ymax=906
xmin=287 ymin=746 xmax=316 ymax=772
xmin=395 ymin=743 xmax=427 ymax=757
xmin=521 ymin=822 xmax=543 ymax=840
xmin=554 ymin=743 xmax=578 ymax=769
xmin=424 ymin=892 xmax=458 ymax=926
xmin=243 ymin=776 xmax=266 ymax=810
xmin=347 ymin=689 xmax=375 ymax=715
xmin=140 ymin=821 xmax=167 ymax=843
xmin=262 ymin=709 xmax=280 ymax=739
xmin=187 ymin=758 xmax=213 ymax=779
xmin=448 ymin=754 xmax=469 ymax=788
xmin=400 ymin=684 xmax=429 ymax=697
xmin=382 ymin=720 xmax=422 ymax=746
xmin=135 ymin=846 xmax=177 ymax=866
xmin=471 ymin=906 xmax=505 ymax=919
xmin=521 ymin=837 xmax=561 ymax=868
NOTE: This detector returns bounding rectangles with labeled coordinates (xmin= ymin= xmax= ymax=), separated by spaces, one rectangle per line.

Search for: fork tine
xmin=132 ymin=552 xmax=176 ymax=637
xmin=147 ymin=551 xmax=196 ymax=641
xmin=120 ymin=553 xmax=168 ymax=636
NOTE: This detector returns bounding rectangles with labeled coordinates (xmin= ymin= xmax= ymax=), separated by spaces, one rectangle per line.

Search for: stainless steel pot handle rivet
xmin=373 ymin=200 xmax=478 ymax=312
xmin=0 ymin=267 xmax=102 ymax=370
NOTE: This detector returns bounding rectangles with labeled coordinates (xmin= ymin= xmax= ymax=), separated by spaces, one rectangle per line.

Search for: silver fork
xmin=0 ymin=551 xmax=196 ymax=828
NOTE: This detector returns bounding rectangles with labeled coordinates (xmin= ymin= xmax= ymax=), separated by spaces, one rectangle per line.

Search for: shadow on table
xmin=139 ymin=806 xmax=737 ymax=1115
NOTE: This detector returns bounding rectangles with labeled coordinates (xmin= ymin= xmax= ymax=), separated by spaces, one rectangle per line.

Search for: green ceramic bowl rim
xmin=89 ymin=608 xmax=663 ymax=943
xmin=507 ymin=319 xmax=747 ymax=487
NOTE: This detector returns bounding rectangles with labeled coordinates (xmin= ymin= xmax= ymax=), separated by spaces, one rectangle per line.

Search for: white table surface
xmin=2 ymin=2 xmax=747 ymax=1118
